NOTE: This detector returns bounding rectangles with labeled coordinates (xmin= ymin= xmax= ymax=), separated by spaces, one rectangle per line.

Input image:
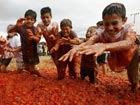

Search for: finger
xmin=78 ymin=50 xmax=88 ymax=55
xmin=19 ymin=18 xmax=26 ymax=21
xmin=59 ymin=54 xmax=68 ymax=61
xmin=69 ymin=51 xmax=75 ymax=62
xmin=18 ymin=18 xmax=26 ymax=22
xmin=78 ymin=45 xmax=91 ymax=52
xmin=85 ymin=49 xmax=96 ymax=55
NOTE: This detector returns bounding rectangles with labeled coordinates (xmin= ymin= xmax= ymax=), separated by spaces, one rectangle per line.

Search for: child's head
xmin=60 ymin=18 xmax=72 ymax=38
xmin=102 ymin=3 xmax=127 ymax=36
xmin=7 ymin=24 xmax=14 ymax=32
xmin=7 ymin=24 xmax=17 ymax=39
xmin=96 ymin=21 xmax=104 ymax=29
xmin=24 ymin=9 xmax=37 ymax=28
xmin=86 ymin=26 xmax=97 ymax=39
xmin=40 ymin=7 xmax=52 ymax=26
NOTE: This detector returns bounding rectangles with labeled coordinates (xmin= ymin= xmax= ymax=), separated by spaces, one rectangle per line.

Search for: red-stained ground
xmin=0 ymin=56 xmax=140 ymax=105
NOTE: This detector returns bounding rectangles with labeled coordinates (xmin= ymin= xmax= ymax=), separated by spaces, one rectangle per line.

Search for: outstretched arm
xmin=59 ymin=35 xmax=99 ymax=61
xmin=76 ymin=30 xmax=136 ymax=57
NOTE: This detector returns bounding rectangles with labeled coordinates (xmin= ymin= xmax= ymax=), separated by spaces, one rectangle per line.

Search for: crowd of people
xmin=0 ymin=2 xmax=140 ymax=92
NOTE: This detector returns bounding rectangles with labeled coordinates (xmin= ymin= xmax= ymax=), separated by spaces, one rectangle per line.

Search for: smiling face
xmin=41 ymin=13 xmax=52 ymax=26
xmin=103 ymin=13 xmax=127 ymax=36
xmin=24 ymin=16 xmax=36 ymax=28
xmin=61 ymin=26 xmax=71 ymax=38
xmin=86 ymin=27 xmax=97 ymax=38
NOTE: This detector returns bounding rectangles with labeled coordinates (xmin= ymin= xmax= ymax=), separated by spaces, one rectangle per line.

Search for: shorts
xmin=97 ymin=51 xmax=110 ymax=64
xmin=0 ymin=58 xmax=12 ymax=66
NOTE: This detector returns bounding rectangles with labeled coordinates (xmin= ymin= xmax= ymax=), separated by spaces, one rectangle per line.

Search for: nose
xmin=63 ymin=29 xmax=67 ymax=33
xmin=107 ymin=24 xmax=114 ymax=31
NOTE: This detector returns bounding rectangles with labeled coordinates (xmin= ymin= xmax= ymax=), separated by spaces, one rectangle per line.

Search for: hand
xmin=59 ymin=37 xmax=70 ymax=45
xmin=78 ymin=43 xmax=106 ymax=57
xmin=50 ymin=47 xmax=56 ymax=54
xmin=38 ymin=24 xmax=49 ymax=35
xmin=16 ymin=18 xmax=26 ymax=27
xmin=59 ymin=46 xmax=78 ymax=62
xmin=26 ymin=29 xmax=34 ymax=40
xmin=49 ymin=35 xmax=56 ymax=41
xmin=0 ymin=36 xmax=6 ymax=44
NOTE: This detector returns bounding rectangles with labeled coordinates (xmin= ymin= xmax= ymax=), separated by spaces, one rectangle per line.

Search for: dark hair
xmin=102 ymin=3 xmax=126 ymax=19
xmin=7 ymin=24 xmax=14 ymax=32
xmin=96 ymin=21 xmax=104 ymax=27
xmin=88 ymin=26 xmax=97 ymax=30
xmin=24 ymin=9 xmax=37 ymax=20
xmin=40 ymin=7 xmax=52 ymax=17
xmin=60 ymin=19 xmax=72 ymax=28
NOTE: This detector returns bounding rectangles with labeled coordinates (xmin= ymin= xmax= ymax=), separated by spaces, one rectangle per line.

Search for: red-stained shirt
xmin=37 ymin=21 xmax=59 ymax=51
xmin=58 ymin=30 xmax=78 ymax=57
xmin=96 ymin=24 xmax=137 ymax=72
xmin=15 ymin=25 xmax=40 ymax=64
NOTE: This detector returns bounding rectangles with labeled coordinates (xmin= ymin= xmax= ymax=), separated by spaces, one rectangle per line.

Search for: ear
xmin=123 ymin=17 xmax=127 ymax=24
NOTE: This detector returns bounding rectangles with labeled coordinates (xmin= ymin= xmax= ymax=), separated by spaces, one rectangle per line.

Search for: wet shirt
xmin=38 ymin=21 xmax=59 ymax=51
xmin=58 ymin=31 xmax=78 ymax=56
xmin=15 ymin=25 xmax=40 ymax=64
xmin=96 ymin=24 xmax=137 ymax=72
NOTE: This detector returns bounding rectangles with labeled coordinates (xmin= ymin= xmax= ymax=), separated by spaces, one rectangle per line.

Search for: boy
xmin=8 ymin=9 xmax=41 ymax=76
xmin=7 ymin=24 xmax=24 ymax=72
xmin=56 ymin=18 xmax=82 ymax=80
xmin=37 ymin=6 xmax=59 ymax=70
xmin=0 ymin=36 xmax=13 ymax=72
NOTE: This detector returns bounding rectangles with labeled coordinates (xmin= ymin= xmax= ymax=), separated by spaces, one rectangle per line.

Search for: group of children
xmin=0 ymin=2 xmax=139 ymax=92
xmin=59 ymin=3 xmax=140 ymax=92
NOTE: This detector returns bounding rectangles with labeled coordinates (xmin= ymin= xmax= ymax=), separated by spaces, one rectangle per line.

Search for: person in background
xmin=8 ymin=9 xmax=41 ymax=77
xmin=7 ymin=24 xmax=24 ymax=73
xmin=0 ymin=35 xmax=13 ymax=72
xmin=59 ymin=3 xmax=139 ymax=92
xmin=80 ymin=26 xmax=98 ymax=83
xmin=96 ymin=21 xmax=104 ymax=30
xmin=96 ymin=20 xmax=110 ymax=74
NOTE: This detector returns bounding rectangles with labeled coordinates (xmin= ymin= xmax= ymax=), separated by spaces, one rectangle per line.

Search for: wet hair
xmin=96 ymin=21 xmax=104 ymax=27
xmin=7 ymin=24 xmax=18 ymax=39
xmin=40 ymin=7 xmax=52 ymax=17
xmin=24 ymin=9 xmax=37 ymax=20
xmin=102 ymin=3 xmax=126 ymax=19
xmin=88 ymin=26 xmax=97 ymax=30
xmin=60 ymin=19 xmax=72 ymax=28
xmin=7 ymin=24 xmax=14 ymax=32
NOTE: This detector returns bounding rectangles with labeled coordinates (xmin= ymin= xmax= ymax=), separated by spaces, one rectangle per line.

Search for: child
xmin=96 ymin=20 xmax=104 ymax=30
xmin=0 ymin=35 xmax=13 ymax=72
xmin=59 ymin=3 xmax=139 ymax=92
xmin=8 ymin=9 xmax=41 ymax=76
xmin=96 ymin=21 xmax=110 ymax=74
xmin=80 ymin=26 xmax=98 ymax=83
xmin=7 ymin=24 xmax=24 ymax=72
xmin=56 ymin=18 xmax=82 ymax=80
xmin=37 ymin=6 xmax=59 ymax=68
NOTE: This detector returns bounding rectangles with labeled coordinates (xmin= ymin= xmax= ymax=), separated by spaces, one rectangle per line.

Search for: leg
xmin=25 ymin=64 xmax=41 ymax=77
xmin=127 ymin=49 xmax=139 ymax=92
xmin=88 ymin=70 xmax=96 ymax=84
xmin=0 ymin=64 xmax=7 ymax=73
xmin=80 ymin=69 xmax=87 ymax=80
xmin=68 ymin=60 xmax=77 ymax=79
xmin=57 ymin=61 xmax=67 ymax=80
xmin=0 ymin=58 xmax=12 ymax=73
